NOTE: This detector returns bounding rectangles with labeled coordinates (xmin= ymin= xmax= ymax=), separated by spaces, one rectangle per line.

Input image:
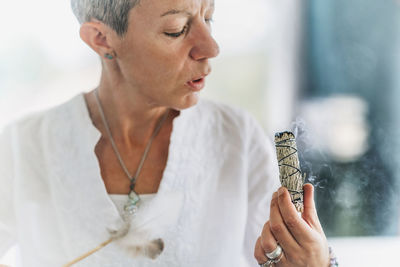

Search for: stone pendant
xmin=124 ymin=190 xmax=141 ymax=215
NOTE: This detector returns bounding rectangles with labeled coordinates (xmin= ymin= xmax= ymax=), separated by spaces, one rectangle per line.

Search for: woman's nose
xmin=189 ymin=24 xmax=220 ymax=61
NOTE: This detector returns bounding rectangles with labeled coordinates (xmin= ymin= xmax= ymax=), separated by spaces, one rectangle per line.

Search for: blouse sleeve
xmin=242 ymin=115 xmax=280 ymax=266
xmin=0 ymin=126 xmax=17 ymax=257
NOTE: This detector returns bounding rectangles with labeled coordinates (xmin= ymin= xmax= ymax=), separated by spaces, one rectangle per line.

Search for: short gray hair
xmin=71 ymin=0 xmax=140 ymax=37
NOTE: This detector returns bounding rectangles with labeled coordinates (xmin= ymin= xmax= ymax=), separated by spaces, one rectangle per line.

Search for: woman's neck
xmin=84 ymin=85 xmax=176 ymax=148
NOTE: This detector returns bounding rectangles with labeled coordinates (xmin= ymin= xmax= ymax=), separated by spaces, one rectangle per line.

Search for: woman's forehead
xmin=136 ymin=0 xmax=214 ymax=17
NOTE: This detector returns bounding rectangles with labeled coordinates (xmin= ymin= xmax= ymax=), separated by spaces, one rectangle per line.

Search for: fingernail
xmin=272 ymin=192 xmax=278 ymax=199
xmin=278 ymin=187 xmax=286 ymax=196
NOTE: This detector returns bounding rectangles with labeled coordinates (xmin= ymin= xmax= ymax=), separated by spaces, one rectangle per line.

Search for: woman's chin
xmin=173 ymin=93 xmax=201 ymax=110
xmin=185 ymin=92 xmax=201 ymax=107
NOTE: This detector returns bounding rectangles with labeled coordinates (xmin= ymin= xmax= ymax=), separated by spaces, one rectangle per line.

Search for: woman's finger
xmin=254 ymin=234 xmax=289 ymax=267
xmin=269 ymin=191 xmax=300 ymax=255
xmin=277 ymin=187 xmax=316 ymax=244
xmin=302 ymin=184 xmax=323 ymax=232
xmin=260 ymin=221 xmax=279 ymax=255
xmin=254 ymin=236 xmax=268 ymax=264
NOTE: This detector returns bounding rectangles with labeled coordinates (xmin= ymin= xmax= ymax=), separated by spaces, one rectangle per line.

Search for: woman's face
xmin=112 ymin=0 xmax=219 ymax=110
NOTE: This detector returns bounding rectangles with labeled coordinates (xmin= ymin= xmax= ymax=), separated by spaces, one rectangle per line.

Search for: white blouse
xmin=0 ymin=93 xmax=280 ymax=267
xmin=108 ymin=194 xmax=156 ymax=218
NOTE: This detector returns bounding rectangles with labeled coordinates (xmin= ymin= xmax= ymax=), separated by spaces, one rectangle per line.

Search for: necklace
xmin=94 ymin=88 xmax=169 ymax=218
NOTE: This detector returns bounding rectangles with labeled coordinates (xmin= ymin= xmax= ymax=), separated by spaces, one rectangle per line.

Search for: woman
xmin=0 ymin=0 xmax=335 ymax=266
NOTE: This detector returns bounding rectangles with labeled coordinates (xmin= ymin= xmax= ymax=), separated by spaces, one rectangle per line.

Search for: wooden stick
xmin=62 ymin=238 xmax=113 ymax=267
xmin=274 ymin=131 xmax=304 ymax=212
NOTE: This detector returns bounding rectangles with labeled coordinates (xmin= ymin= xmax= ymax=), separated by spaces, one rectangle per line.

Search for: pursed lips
xmin=185 ymin=74 xmax=208 ymax=91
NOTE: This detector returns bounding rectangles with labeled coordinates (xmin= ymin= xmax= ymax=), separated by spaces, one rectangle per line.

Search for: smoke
xmin=291 ymin=117 xmax=329 ymax=189
xmin=290 ymin=116 xmax=399 ymax=236
xmin=290 ymin=117 xmax=341 ymax=236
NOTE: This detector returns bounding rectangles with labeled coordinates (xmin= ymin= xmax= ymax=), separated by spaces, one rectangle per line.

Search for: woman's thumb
xmin=302 ymin=183 xmax=322 ymax=230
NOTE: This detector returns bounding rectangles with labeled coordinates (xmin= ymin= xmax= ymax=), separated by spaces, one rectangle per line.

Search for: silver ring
xmin=272 ymin=250 xmax=284 ymax=264
xmin=265 ymin=244 xmax=282 ymax=260
xmin=259 ymin=259 xmax=274 ymax=267
xmin=259 ymin=249 xmax=284 ymax=267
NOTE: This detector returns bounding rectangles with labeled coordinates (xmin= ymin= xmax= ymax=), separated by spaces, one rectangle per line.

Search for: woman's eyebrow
xmin=160 ymin=9 xmax=193 ymax=17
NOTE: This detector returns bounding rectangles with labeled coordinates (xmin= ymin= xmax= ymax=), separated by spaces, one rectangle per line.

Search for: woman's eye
xmin=164 ymin=26 xmax=188 ymax=38
xmin=205 ymin=18 xmax=214 ymax=24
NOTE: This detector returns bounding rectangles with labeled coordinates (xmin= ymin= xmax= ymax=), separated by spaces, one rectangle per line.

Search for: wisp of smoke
xmin=291 ymin=117 xmax=330 ymax=189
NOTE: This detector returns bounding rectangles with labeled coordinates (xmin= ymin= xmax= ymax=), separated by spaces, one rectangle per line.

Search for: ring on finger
xmin=259 ymin=259 xmax=274 ymax=267
xmin=271 ymin=250 xmax=284 ymax=264
xmin=259 ymin=250 xmax=284 ymax=267
xmin=265 ymin=244 xmax=282 ymax=260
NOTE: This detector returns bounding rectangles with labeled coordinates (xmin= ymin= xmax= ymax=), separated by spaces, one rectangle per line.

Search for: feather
xmin=109 ymin=191 xmax=184 ymax=259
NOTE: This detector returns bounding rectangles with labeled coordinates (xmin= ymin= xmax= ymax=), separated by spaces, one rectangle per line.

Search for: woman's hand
xmin=254 ymin=184 xmax=330 ymax=267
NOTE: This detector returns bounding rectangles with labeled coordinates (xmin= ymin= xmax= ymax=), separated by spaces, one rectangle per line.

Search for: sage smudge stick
xmin=274 ymin=131 xmax=305 ymax=212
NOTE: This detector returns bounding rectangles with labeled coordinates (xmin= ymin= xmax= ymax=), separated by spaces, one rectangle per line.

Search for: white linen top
xmin=0 ymin=93 xmax=280 ymax=267
xmin=108 ymin=194 xmax=156 ymax=218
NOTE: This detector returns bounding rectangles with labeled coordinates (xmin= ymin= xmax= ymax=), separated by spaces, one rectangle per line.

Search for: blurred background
xmin=1 ymin=0 xmax=400 ymax=266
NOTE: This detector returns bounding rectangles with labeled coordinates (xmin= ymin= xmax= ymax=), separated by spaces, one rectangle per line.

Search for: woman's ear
xmin=79 ymin=21 xmax=115 ymax=58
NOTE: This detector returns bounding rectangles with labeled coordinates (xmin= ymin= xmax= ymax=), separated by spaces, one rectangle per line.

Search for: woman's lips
xmin=186 ymin=78 xmax=205 ymax=91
